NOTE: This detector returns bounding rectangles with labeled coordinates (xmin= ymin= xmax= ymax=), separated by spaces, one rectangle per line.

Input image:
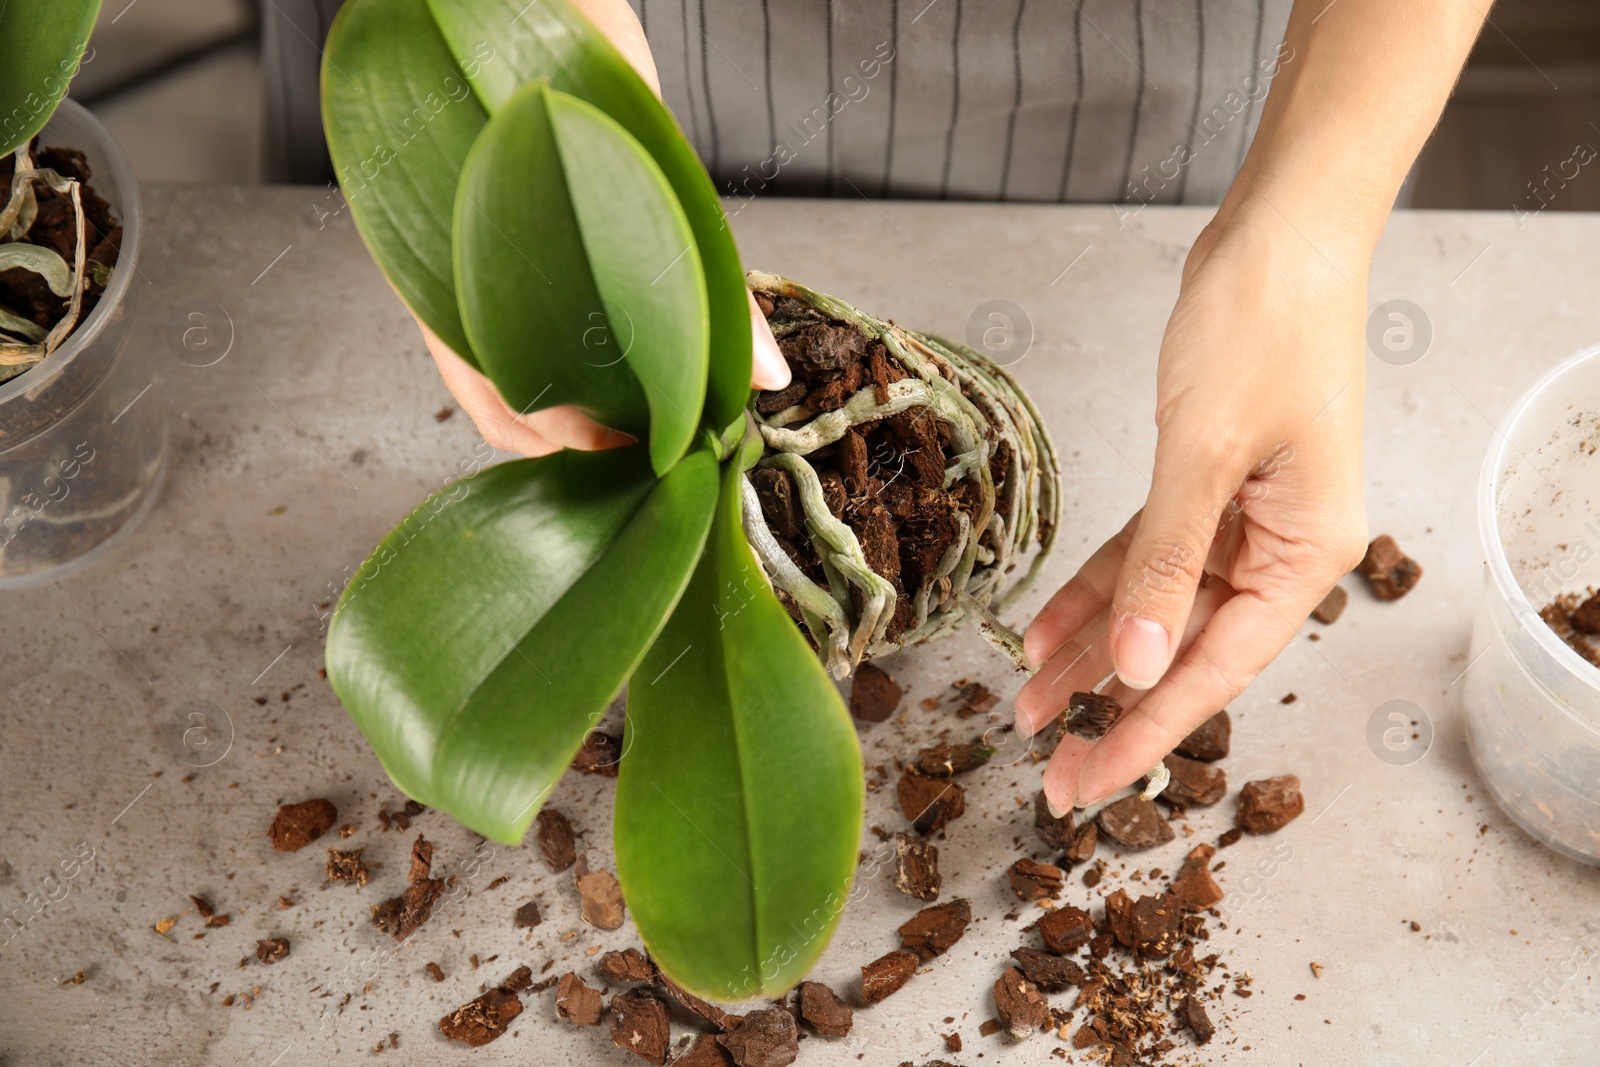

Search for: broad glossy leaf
xmin=425 ymin=0 xmax=752 ymax=431
xmin=0 ymin=0 xmax=99 ymax=157
xmin=321 ymin=0 xmax=487 ymax=362
xmin=454 ymin=81 xmax=706 ymax=473
xmin=325 ymin=446 xmax=718 ymax=843
xmin=617 ymin=461 xmax=865 ymax=1000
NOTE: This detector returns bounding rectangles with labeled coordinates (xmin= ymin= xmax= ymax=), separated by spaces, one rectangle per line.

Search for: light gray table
xmin=1 ymin=188 xmax=1597 ymax=1067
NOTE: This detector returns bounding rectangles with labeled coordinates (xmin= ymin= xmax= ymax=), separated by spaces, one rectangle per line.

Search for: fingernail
xmin=1046 ymin=791 xmax=1073 ymax=820
xmin=1113 ymin=615 xmax=1171 ymax=690
xmin=751 ymin=326 xmax=790 ymax=390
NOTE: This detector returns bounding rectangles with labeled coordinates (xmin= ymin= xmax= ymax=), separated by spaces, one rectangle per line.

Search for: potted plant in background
xmin=0 ymin=0 xmax=164 ymax=585
xmin=321 ymin=0 xmax=1062 ymax=1000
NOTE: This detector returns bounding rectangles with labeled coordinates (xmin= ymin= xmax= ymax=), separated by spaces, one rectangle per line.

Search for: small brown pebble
xmin=1174 ymin=710 xmax=1231 ymax=761
xmin=915 ymin=740 xmax=993 ymax=777
xmin=610 ymin=990 xmax=670 ymax=1065
xmin=860 ymin=949 xmax=920 ymax=1003
xmin=993 ymin=966 xmax=1050 ymax=1039
xmin=898 ymin=898 xmax=972 ymax=960
xmin=1095 ymin=795 xmax=1175 ymax=852
xmin=435 ymin=406 xmax=454 ymax=422
xmin=1281 ymin=692 xmax=1298 ymax=705
xmin=268 ymin=798 xmax=337 ymax=851
xmin=597 ymin=947 xmax=656 ymax=984
xmin=1082 ymin=866 xmax=1102 ymax=888
xmin=1063 ymin=821 xmax=1098 ymax=867
xmin=891 ymin=832 xmax=941 ymax=901
xmin=1409 ymin=920 xmax=1421 ymax=932
xmin=1009 ymin=947 xmax=1084 ymax=991
xmin=944 ymin=1032 xmax=963 ymax=1052
xmin=575 ymin=856 xmax=626 ymax=930
xmin=1061 ymin=691 xmax=1122 ymax=741
xmin=535 ymin=808 xmax=578 ymax=872
xmin=255 ymin=938 xmax=290 ymax=965
xmin=425 ymin=962 xmax=445 ymax=982
xmin=1359 ymin=534 xmax=1422 ymax=600
xmin=1033 ymin=791 xmax=1074 ymax=850
xmin=1161 ymin=753 xmax=1227 ymax=807
xmin=849 ymin=662 xmax=902 ymax=722
xmin=896 ymin=770 xmax=966 ymax=835
xmin=1181 ymin=992 xmax=1216 ymax=1043
xmin=1035 ymin=904 xmax=1094 ymax=954
xmin=326 ymin=847 xmax=369 ymax=887
xmin=1007 ymin=858 xmax=1065 ymax=902
xmin=514 ymin=900 xmax=542 ymax=929
xmin=1217 ymin=827 xmax=1244 ymax=848
xmin=797 ymin=981 xmax=853 ymax=1037
xmin=556 ymin=972 xmax=605 ymax=1026
xmin=1169 ymin=844 xmax=1225 ymax=911
xmin=1236 ymin=775 xmax=1305 ymax=834
xmin=440 ymin=987 xmax=523 ymax=1046
xmin=1312 ymin=585 xmax=1348 ymax=624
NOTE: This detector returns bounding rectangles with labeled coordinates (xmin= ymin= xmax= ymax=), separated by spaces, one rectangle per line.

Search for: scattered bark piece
xmin=718 ymin=1007 xmax=799 ymax=1067
xmin=556 ymin=972 xmax=605 ymax=1026
xmin=896 ymin=770 xmax=966 ymax=835
xmin=597 ymin=947 xmax=656 ymax=985
xmin=797 ymin=981 xmax=853 ymax=1037
xmin=268 ymin=798 xmax=337 ymax=851
xmin=425 ymin=962 xmax=445 ymax=982
xmin=677 ymin=1034 xmax=737 ymax=1067
xmin=1007 ymin=858 xmax=1065 ymax=902
xmin=255 ymin=938 xmax=290 ymax=965
xmin=1009 ymin=948 xmax=1084 ymax=991
xmin=1181 ymin=992 xmax=1215 ymax=1043
xmin=370 ymin=876 xmax=446 ymax=941
xmin=573 ymin=731 xmax=623 ymax=777
xmin=575 ymin=856 xmax=626 ymax=930
xmin=955 ymin=681 xmax=999 ymax=718
xmin=1033 ymin=791 xmax=1073 ymax=851
xmin=326 ymin=847 xmax=369 ymax=887
xmin=1236 ymin=775 xmax=1305 ymax=834
xmin=860 ymin=949 xmax=920 ymax=1003
xmin=502 ymin=965 xmax=534 ymax=993
xmin=189 ymin=895 xmax=230 ymax=927
xmin=915 ymin=740 xmax=993 ymax=777
xmin=536 ymin=808 xmax=578 ymax=872
xmin=408 ymin=835 xmax=434 ymax=883
xmin=979 ymin=1018 xmax=1003 ymax=1038
xmin=993 ymin=966 xmax=1049 ymax=1039
xmin=60 ymin=970 xmax=86 ymax=985
xmin=610 ymin=990 xmax=670 ymax=1065
xmin=898 ymin=898 xmax=971 ymax=960
xmin=1168 ymin=844 xmax=1225 ymax=913
xmin=1174 ymin=711 xmax=1231 ymax=762
xmin=439 ymin=987 xmax=523 ymax=1047
xmin=1063 ymin=821 xmax=1098 ymax=867
xmin=849 ymin=663 xmax=902 ymax=723
xmin=1310 ymin=961 xmax=1324 ymax=979
xmin=891 ymin=832 xmax=941 ymax=901
xmin=945 ymin=1032 xmax=963 ymax=1052
xmin=1358 ymin=534 xmax=1422 ymax=600
xmin=1096 ymin=795 xmax=1175 ymax=852
xmin=1035 ymin=904 xmax=1094 ymax=955
xmin=1161 ymin=753 xmax=1227 ymax=807
xmin=1312 ymin=585 xmax=1348 ymax=624
xmin=1217 ymin=827 xmax=1244 ymax=848
xmin=1061 ymin=691 xmax=1122 ymax=742
xmin=659 ymin=973 xmax=741 ymax=1031
xmin=1104 ymin=889 xmax=1182 ymax=957
xmin=514 ymin=900 xmax=542 ymax=929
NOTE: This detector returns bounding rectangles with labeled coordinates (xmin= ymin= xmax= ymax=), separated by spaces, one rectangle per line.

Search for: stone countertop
xmin=1 ymin=186 xmax=1597 ymax=1066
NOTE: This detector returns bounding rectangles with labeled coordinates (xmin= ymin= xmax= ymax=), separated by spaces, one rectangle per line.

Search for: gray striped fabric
xmin=632 ymin=0 xmax=1292 ymax=204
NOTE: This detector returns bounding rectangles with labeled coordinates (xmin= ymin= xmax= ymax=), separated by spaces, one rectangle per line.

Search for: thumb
xmin=1109 ymin=438 xmax=1250 ymax=690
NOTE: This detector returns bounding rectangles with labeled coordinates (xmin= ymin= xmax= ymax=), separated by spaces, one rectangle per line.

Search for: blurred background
xmin=79 ymin=0 xmax=1600 ymax=210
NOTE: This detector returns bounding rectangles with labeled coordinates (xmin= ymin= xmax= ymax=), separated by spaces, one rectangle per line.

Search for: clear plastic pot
xmin=0 ymin=98 xmax=163 ymax=587
xmin=1465 ymin=342 xmax=1600 ymax=865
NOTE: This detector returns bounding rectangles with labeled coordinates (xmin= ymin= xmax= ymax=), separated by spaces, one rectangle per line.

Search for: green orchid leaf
xmin=0 ymin=0 xmax=100 ymax=157
xmin=617 ymin=460 xmax=865 ymax=1000
xmin=321 ymin=0 xmax=488 ymax=363
xmin=424 ymin=0 xmax=752 ymax=431
xmin=453 ymin=80 xmax=707 ymax=474
xmin=325 ymin=445 xmax=718 ymax=843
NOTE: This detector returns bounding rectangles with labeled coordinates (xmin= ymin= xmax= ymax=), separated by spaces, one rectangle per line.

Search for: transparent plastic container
xmin=1464 ymin=343 xmax=1600 ymax=865
xmin=0 ymin=98 xmax=164 ymax=587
